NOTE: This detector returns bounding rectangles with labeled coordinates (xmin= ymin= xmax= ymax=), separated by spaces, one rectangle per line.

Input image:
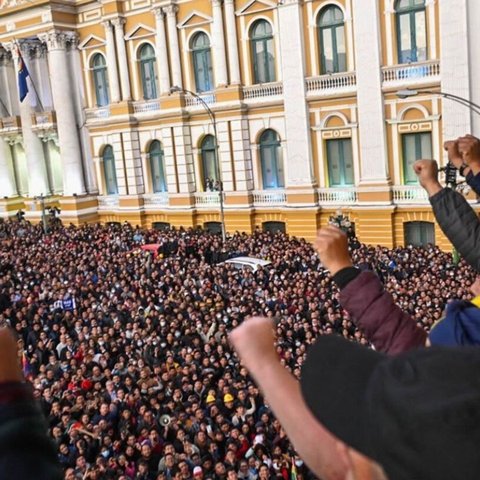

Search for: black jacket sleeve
xmin=430 ymin=187 xmax=480 ymax=272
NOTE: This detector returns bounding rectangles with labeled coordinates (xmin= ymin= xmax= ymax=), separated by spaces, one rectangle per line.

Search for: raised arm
xmin=314 ymin=227 xmax=426 ymax=354
xmin=229 ymin=317 xmax=348 ymax=480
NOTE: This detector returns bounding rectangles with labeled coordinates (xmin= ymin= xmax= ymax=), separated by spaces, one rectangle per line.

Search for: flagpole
xmin=14 ymin=39 xmax=45 ymax=112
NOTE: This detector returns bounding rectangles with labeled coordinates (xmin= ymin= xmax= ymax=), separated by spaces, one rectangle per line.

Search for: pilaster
xmin=164 ymin=3 xmax=183 ymax=88
xmin=153 ymin=7 xmax=171 ymax=95
xmin=102 ymin=20 xmax=121 ymax=103
xmin=111 ymin=17 xmax=131 ymax=101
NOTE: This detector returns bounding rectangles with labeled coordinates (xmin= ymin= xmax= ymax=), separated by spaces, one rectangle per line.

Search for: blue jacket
xmin=466 ymin=171 xmax=480 ymax=196
xmin=429 ymin=301 xmax=480 ymax=346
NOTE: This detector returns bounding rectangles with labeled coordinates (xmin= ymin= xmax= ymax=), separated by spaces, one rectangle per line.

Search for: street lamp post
xmin=34 ymin=194 xmax=48 ymax=234
xmin=170 ymin=86 xmax=226 ymax=243
xmin=396 ymin=89 xmax=480 ymax=116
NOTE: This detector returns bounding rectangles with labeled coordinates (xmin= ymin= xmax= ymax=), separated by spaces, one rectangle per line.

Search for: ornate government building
xmin=0 ymin=0 xmax=478 ymax=247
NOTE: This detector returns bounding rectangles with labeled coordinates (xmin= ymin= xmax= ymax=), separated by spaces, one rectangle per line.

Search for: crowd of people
xmin=0 ymin=218 xmax=476 ymax=480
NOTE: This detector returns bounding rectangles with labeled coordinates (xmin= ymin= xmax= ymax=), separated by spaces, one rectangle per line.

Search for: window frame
xmin=259 ymin=129 xmax=284 ymax=190
xmin=191 ymin=32 xmax=214 ymax=93
xmin=317 ymin=5 xmax=347 ymax=74
xmin=148 ymin=140 xmax=167 ymax=193
xmin=201 ymin=135 xmax=219 ymax=190
xmin=404 ymin=221 xmax=435 ymax=247
xmin=102 ymin=145 xmax=118 ymax=195
xmin=92 ymin=53 xmax=109 ymax=107
xmin=139 ymin=44 xmax=158 ymax=100
xmin=250 ymin=20 xmax=276 ymax=84
xmin=395 ymin=0 xmax=427 ymax=64
xmin=401 ymin=131 xmax=432 ymax=185
xmin=326 ymin=138 xmax=354 ymax=187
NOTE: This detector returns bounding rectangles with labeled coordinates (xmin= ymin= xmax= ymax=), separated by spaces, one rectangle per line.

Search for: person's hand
xmin=0 ymin=327 xmax=23 ymax=383
xmin=314 ymin=226 xmax=352 ymax=276
xmin=444 ymin=140 xmax=464 ymax=169
xmin=229 ymin=316 xmax=277 ymax=373
xmin=458 ymin=135 xmax=480 ymax=174
xmin=413 ymin=159 xmax=443 ymax=197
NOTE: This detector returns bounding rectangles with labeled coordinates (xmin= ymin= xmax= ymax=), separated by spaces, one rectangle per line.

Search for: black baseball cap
xmin=300 ymin=335 xmax=480 ymax=480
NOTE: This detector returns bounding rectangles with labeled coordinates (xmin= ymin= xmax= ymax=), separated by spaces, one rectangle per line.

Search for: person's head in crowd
xmin=0 ymin=220 xmax=475 ymax=479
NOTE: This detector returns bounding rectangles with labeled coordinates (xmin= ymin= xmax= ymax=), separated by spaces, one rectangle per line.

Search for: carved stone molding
xmin=163 ymin=4 xmax=178 ymax=17
xmin=38 ymin=31 xmax=68 ymax=51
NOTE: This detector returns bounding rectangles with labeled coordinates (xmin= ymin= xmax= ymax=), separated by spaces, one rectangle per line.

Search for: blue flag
xmin=17 ymin=47 xmax=29 ymax=102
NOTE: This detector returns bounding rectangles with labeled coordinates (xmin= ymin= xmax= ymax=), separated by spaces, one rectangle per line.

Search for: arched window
xmin=191 ymin=32 xmax=214 ymax=93
xmin=102 ymin=145 xmax=118 ymax=195
xmin=149 ymin=140 xmax=167 ymax=193
xmin=139 ymin=44 xmax=157 ymax=100
xmin=250 ymin=20 xmax=275 ymax=84
xmin=318 ymin=6 xmax=346 ymax=74
xmin=395 ymin=0 xmax=427 ymax=64
xmin=201 ymin=135 xmax=219 ymax=191
xmin=92 ymin=54 xmax=109 ymax=106
xmin=259 ymin=129 xmax=284 ymax=189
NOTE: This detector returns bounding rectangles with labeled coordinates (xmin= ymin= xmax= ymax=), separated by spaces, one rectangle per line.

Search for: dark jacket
xmin=335 ymin=269 xmax=427 ymax=354
xmin=466 ymin=171 xmax=480 ymax=196
xmin=430 ymin=187 xmax=480 ymax=272
xmin=0 ymin=382 xmax=62 ymax=480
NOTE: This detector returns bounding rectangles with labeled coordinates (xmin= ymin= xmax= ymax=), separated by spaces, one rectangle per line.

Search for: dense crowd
xmin=0 ymin=219 xmax=475 ymax=480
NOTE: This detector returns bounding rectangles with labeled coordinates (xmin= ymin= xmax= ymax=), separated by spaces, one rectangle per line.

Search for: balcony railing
xmin=382 ymin=60 xmax=440 ymax=85
xmin=185 ymin=93 xmax=216 ymax=108
xmin=143 ymin=193 xmax=169 ymax=207
xmin=85 ymin=106 xmax=110 ymax=120
xmin=317 ymin=187 xmax=358 ymax=205
xmin=392 ymin=185 xmax=429 ymax=203
xmin=252 ymin=189 xmax=287 ymax=207
xmin=243 ymin=82 xmax=283 ymax=101
xmin=194 ymin=192 xmax=221 ymax=207
xmin=133 ymin=100 xmax=161 ymax=114
xmin=97 ymin=195 xmax=119 ymax=209
xmin=306 ymin=72 xmax=357 ymax=95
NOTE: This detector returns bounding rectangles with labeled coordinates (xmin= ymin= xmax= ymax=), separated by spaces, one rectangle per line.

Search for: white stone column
xmin=102 ymin=20 xmax=121 ymax=103
xmin=31 ymin=43 xmax=53 ymax=110
xmin=352 ymin=0 xmax=389 ymax=183
xmin=224 ymin=0 xmax=240 ymax=84
xmin=0 ymin=52 xmax=16 ymax=116
xmin=153 ymin=7 xmax=171 ymax=95
xmin=112 ymin=17 xmax=131 ymax=101
xmin=39 ymin=31 xmax=86 ymax=195
xmin=0 ymin=139 xmax=16 ymax=197
xmin=467 ymin=0 xmax=480 ymax=136
xmin=439 ymin=0 xmax=471 ymax=142
xmin=278 ymin=0 xmax=314 ymax=187
xmin=5 ymin=42 xmax=49 ymax=196
xmin=211 ymin=0 xmax=228 ymax=87
xmin=68 ymin=37 xmax=98 ymax=194
xmin=164 ymin=4 xmax=183 ymax=88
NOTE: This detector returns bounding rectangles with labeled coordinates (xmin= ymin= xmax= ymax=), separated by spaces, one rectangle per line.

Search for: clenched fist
xmin=413 ymin=159 xmax=443 ymax=197
xmin=314 ymin=226 xmax=352 ymax=276
xmin=457 ymin=135 xmax=480 ymax=174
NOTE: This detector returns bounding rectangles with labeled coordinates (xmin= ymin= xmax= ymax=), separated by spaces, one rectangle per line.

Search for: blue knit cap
xmin=429 ymin=300 xmax=480 ymax=346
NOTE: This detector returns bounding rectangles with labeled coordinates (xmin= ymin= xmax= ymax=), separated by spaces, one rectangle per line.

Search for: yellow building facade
xmin=0 ymin=0 xmax=479 ymax=248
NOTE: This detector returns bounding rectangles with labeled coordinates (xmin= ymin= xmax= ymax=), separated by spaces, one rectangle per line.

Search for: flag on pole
xmin=17 ymin=45 xmax=29 ymax=102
